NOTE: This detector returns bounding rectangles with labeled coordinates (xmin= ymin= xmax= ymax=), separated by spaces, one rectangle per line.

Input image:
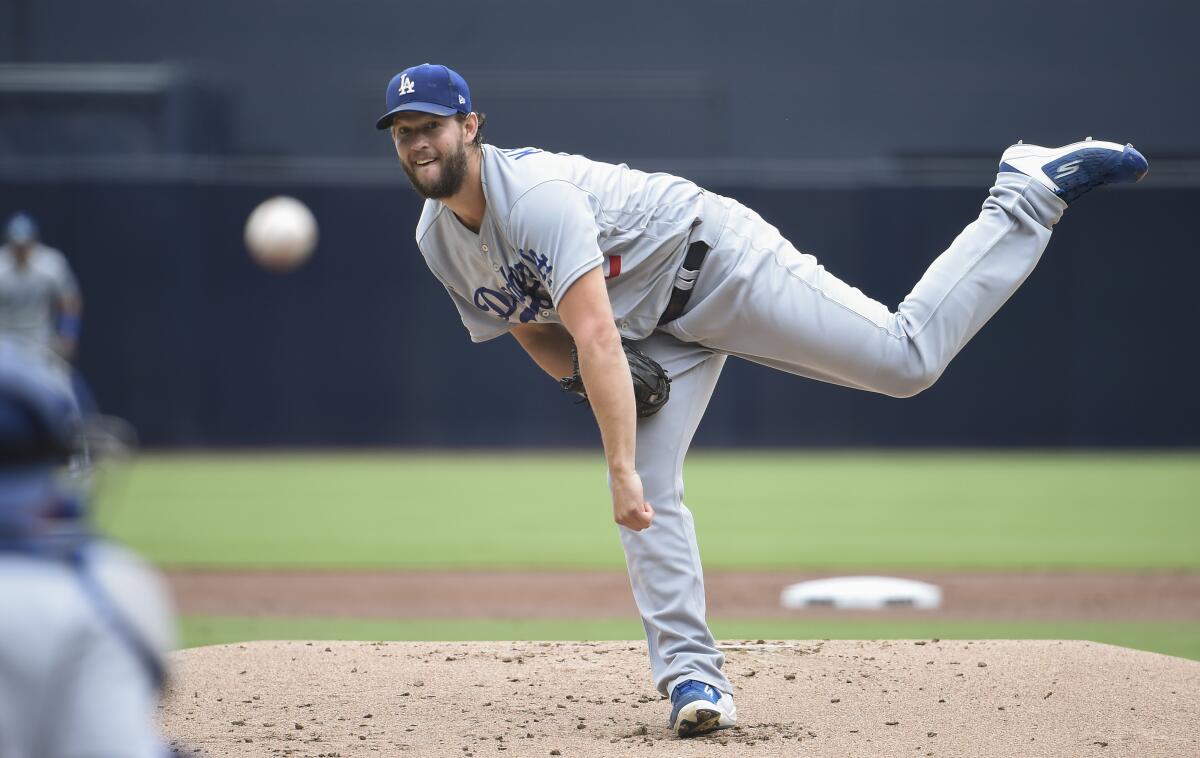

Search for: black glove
xmin=559 ymin=339 xmax=671 ymax=417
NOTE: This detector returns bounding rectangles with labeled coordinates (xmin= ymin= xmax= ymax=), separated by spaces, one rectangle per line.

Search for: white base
xmin=780 ymin=575 xmax=943 ymax=610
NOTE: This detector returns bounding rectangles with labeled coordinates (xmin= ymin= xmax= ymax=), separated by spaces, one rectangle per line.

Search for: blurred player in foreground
xmin=376 ymin=63 xmax=1148 ymax=736
xmin=0 ymin=338 xmax=179 ymax=757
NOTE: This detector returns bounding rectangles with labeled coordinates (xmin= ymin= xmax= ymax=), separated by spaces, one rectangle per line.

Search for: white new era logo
xmin=458 ymin=95 xmax=466 ymax=105
xmin=397 ymin=75 xmax=416 ymax=96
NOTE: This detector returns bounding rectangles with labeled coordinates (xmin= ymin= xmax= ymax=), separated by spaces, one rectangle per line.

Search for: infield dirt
xmin=162 ymin=639 xmax=1199 ymax=757
xmin=167 ymin=569 xmax=1200 ymax=621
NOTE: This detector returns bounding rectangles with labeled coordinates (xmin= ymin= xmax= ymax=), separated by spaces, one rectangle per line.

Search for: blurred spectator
xmin=0 ymin=212 xmax=83 ymax=361
xmin=0 ymin=338 xmax=180 ymax=757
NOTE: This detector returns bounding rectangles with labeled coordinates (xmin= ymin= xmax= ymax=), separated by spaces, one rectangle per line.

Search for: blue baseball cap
xmin=375 ymin=63 xmax=472 ymax=130
xmin=5 ymin=212 xmax=38 ymax=244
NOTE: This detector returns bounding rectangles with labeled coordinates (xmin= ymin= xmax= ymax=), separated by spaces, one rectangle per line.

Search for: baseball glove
xmin=560 ymin=340 xmax=671 ymax=418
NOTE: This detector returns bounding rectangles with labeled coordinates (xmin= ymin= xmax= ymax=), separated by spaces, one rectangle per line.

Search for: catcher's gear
xmin=560 ymin=340 xmax=671 ymax=418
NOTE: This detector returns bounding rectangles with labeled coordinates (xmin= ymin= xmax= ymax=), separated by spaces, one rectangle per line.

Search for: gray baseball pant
xmin=622 ymin=173 xmax=1065 ymax=698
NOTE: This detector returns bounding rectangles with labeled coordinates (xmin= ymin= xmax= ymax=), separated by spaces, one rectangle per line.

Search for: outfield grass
xmin=178 ymin=616 xmax=1200 ymax=661
xmin=101 ymin=451 xmax=1200 ymax=570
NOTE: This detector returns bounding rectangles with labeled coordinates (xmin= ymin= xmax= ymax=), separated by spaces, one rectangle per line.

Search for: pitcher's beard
xmin=403 ymin=142 xmax=469 ymax=199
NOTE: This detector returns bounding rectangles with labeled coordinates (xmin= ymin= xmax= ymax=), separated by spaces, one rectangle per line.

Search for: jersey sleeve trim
xmin=549 ymin=258 xmax=603 ymax=309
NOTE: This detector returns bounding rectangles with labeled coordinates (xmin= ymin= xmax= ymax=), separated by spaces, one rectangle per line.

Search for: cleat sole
xmin=677 ymin=708 xmax=723 ymax=737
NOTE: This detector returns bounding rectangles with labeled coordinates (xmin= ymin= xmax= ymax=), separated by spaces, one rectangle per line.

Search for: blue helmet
xmin=0 ymin=339 xmax=82 ymax=541
xmin=4 ymin=212 xmax=39 ymax=244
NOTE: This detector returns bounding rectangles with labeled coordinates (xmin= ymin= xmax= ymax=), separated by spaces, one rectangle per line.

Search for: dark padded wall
xmin=1 ymin=0 xmax=1196 ymax=163
xmin=2 ymin=0 xmax=1196 ymax=446
xmin=1 ymin=178 xmax=1191 ymax=447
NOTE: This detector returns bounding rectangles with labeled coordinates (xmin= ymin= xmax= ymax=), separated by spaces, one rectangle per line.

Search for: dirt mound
xmin=161 ymin=640 xmax=1199 ymax=757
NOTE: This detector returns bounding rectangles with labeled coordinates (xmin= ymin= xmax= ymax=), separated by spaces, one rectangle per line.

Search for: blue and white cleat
xmin=999 ymin=138 xmax=1149 ymax=204
xmin=668 ymin=680 xmax=737 ymax=737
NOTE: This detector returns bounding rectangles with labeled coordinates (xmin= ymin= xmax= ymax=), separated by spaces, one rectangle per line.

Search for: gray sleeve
xmin=505 ymin=181 xmax=603 ymax=307
xmin=47 ymin=248 xmax=80 ymax=299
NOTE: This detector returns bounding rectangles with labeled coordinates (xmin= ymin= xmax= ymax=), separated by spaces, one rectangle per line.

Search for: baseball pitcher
xmin=376 ymin=63 xmax=1148 ymax=737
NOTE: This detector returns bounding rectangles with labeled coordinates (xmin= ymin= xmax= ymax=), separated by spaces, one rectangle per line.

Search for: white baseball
xmin=244 ymin=196 xmax=318 ymax=272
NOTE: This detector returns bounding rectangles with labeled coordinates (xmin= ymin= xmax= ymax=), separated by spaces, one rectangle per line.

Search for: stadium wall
xmin=0 ymin=178 xmax=1191 ymax=447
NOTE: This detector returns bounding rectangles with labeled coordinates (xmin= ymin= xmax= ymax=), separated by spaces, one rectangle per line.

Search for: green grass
xmin=178 ymin=616 xmax=1200 ymax=661
xmin=99 ymin=451 xmax=1200 ymax=570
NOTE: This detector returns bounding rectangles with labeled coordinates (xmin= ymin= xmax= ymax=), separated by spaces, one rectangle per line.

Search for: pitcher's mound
xmin=162 ymin=639 xmax=1199 ymax=757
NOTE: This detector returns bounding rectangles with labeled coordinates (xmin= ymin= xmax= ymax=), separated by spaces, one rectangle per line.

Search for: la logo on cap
xmin=398 ymin=74 xmax=415 ymax=96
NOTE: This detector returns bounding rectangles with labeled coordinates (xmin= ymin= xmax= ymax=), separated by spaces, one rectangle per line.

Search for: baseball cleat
xmin=667 ymin=680 xmax=737 ymax=737
xmin=999 ymin=138 xmax=1149 ymax=204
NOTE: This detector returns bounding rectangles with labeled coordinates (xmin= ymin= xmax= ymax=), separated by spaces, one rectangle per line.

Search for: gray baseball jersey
xmin=0 ymin=243 xmax=79 ymax=349
xmin=414 ymin=143 xmax=1067 ymax=701
xmin=417 ymin=144 xmax=727 ymax=343
xmin=0 ymin=542 xmax=175 ymax=758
